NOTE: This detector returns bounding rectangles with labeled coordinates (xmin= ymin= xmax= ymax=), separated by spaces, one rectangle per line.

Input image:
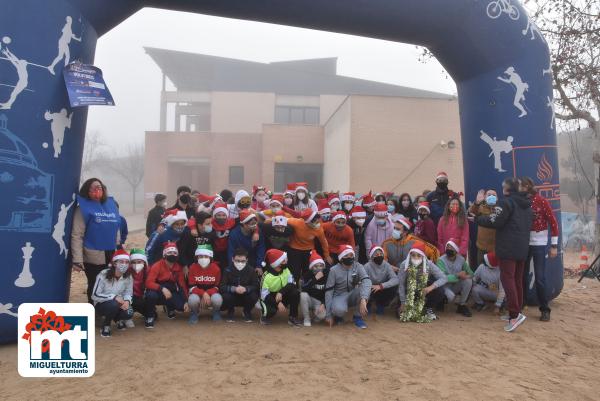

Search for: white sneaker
xmin=504 ymin=313 xmax=527 ymax=332
xmin=124 ymin=319 xmax=135 ymax=328
xmin=425 ymin=308 xmax=438 ymax=321
xmin=303 ymin=318 xmax=312 ymax=327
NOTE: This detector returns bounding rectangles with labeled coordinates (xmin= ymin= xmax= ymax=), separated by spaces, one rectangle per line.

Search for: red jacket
xmin=530 ymin=193 xmax=559 ymax=245
xmin=212 ymin=218 xmax=236 ymax=252
xmin=131 ymin=267 xmax=147 ymax=298
xmin=414 ymin=218 xmax=437 ymax=246
xmin=437 ymin=215 xmax=470 ymax=257
xmin=145 ymin=259 xmax=188 ymax=298
xmin=187 ymin=262 xmax=221 ymax=296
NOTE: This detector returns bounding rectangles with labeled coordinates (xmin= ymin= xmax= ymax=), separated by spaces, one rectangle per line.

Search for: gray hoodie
xmin=397 ymin=261 xmax=447 ymax=304
xmin=473 ymin=263 xmax=505 ymax=306
xmin=364 ymin=260 xmax=399 ymax=289
xmin=325 ymin=262 xmax=372 ymax=313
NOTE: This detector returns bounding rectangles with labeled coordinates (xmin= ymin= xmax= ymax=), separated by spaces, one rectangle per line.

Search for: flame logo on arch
xmin=536 ymin=153 xmax=553 ymax=184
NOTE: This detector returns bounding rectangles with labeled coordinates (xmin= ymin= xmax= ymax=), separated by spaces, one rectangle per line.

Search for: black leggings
xmin=84 ymin=263 xmax=107 ymax=304
xmin=260 ymin=283 xmax=300 ymax=318
xmin=287 ymin=248 xmax=311 ymax=283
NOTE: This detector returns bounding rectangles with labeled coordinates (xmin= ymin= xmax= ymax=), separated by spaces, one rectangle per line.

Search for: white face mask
xmin=234 ymin=261 xmax=246 ymax=271
xmin=132 ymin=262 xmax=145 ymax=273
xmin=331 ymin=204 xmax=339 ymax=211
xmin=344 ymin=203 xmax=353 ymax=211
xmin=256 ymin=195 xmax=268 ymax=203
xmin=297 ymin=192 xmax=306 ymax=200
xmin=411 ymin=257 xmax=423 ymax=266
xmin=284 ymin=198 xmax=293 ymax=206
xmin=272 ymin=206 xmax=282 ymax=213
xmin=203 ymin=224 xmax=213 ymax=233
xmin=311 ymin=222 xmax=321 ymax=229
xmin=198 ymin=257 xmax=211 ymax=268
xmin=354 ymin=218 xmax=365 ymax=227
xmin=392 ymin=229 xmax=402 ymax=239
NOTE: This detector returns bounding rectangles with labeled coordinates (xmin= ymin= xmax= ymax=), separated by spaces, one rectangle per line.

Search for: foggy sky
xmin=86 ymin=8 xmax=456 ymax=148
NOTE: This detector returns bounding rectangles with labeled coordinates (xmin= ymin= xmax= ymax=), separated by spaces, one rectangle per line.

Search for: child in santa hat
xmin=128 ymin=248 xmax=149 ymax=328
xmin=145 ymin=209 xmax=188 ymax=265
xmin=251 ymin=185 xmax=270 ymax=212
xmin=364 ymin=203 xmax=393 ymax=251
xmin=437 ymin=239 xmax=474 ymax=317
xmin=414 ymin=202 xmax=437 ymax=245
xmin=364 ymin=245 xmax=399 ymax=316
xmin=348 ymin=206 xmax=369 ymax=264
xmin=472 ymin=251 xmax=505 ymax=314
xmin=212 ymin=203 xmax=236 ymax=270
xmin=187 ymin=245 xmax=223 ymax=324
xmin=261 ymin=211 xmax=294 ymax=251
xmin=259 ymin=249 xmax=302 ymax=326
xmin=227 ymin=209 xmax=265 ymax=276
xmin=300 ymin=250 xmax=329 ymax=326
xmin=322 ymin=211 xmax=355 ymax=265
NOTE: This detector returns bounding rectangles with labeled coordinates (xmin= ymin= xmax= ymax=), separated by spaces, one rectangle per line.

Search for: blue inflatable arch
xmin=0 ymin=0 xmax=561 ymax=342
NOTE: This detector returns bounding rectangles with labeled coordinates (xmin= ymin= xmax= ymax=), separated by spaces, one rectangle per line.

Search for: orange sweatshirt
xmin=287 ymin=218 xmax=330 ymax=258
xmin=322 ymin=222 xmax=355 ymax=252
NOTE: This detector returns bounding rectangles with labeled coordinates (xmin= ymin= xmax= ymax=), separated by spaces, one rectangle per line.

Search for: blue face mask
xmin=486 ymin=195 xmax=497 ymax=206
xmin=387 ymin=205 xmax=395 ymax=213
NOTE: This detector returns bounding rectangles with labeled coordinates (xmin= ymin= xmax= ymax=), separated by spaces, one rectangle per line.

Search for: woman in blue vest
xmin=71 ymin=178 xmax=121 ymax=304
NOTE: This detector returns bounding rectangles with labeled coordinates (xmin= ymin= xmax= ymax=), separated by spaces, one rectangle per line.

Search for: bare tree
xmin=81 ymin=130 xmax=107 ymax=181
xmin=108 ymin=143 xmax=145 ymax=214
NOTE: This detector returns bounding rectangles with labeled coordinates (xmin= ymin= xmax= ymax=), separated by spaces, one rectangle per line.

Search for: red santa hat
xmin=269 ymin=194 xmax=284 ymax=207
xmin=327 ymin=193 xmax=340 ymax=205
xmin=362 ymin=191 xmax=376 ymax=208
xmin=253 ymin=185 xmax=268 ymax=195
xmin=197 ymin=193 xmax=217 ymax=204
xmin=340 ymin=192 xmax=355 ymax=202
xmin=331 ymin=211 xmax=347 ymax=223
xmin=212 ymin=202 xmax=229 ymax=217
xmin=112 ymin=249 xmax=130 ymax=263
xmin=264 ymin=249 xmax=287 ymax=268
xmin=272 ymin=211 xmax=288 ymax=227
xmin=162 ymin=241 xmax=179 ymax=256
xmin=446 ymin=238 xmax=460 ymax=253
xmin=285 ymin=183 xmax=296 ymax=196
xmin=436 ymin=171 xmax=449 ymax=181
xmin=373 ymin=203 xmax=388 ymax=218
xmin=337 ymin=244 xmax=355 ymax=260
xmin=393 ymin=215 xmax=412 ymax=230
xmin=369 ymin=245 xmax=384 ymax=259
xmin=417 ymin=201 xmax=431 ymax=214
xmin=300 ymin=208 xmax=318 ymax=223
xmin=317 ymin=199 xmax=331 ymax=215
xmin=309 ymin=250 xmax=325 ymax=269
xmin=294 ymin=182 xmax=308 ymax=193
xmin=239 ymin=209 xmax=257 ymax=224
xmin=406 ymin=241 xmax=428 ymax=272
xmin=484 ymin=252 xmax=498 ymax=268
xmin=351 ymin=206 xmax=367 ymax=219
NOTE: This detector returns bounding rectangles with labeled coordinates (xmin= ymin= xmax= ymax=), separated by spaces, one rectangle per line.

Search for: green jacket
xmin=261 ymin=268 xmax=294 ymax=300
xmin=436 ymin=254 xmax=473 ymax=283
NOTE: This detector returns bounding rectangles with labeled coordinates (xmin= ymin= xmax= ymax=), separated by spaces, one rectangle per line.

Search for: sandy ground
xmin=1 ymin=233 xmax=599 ymax=401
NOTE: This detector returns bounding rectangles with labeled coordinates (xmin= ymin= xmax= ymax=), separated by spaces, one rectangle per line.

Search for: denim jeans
xmin=526 ymin=245 xmax=551 ymax=312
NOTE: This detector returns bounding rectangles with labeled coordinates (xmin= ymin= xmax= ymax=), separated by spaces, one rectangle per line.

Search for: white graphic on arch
xmin=14 ymin=242 xmax=35 ymax=288
xmin=48 ymin=16 xmax=82 ymax=75
xmin=0 ymin=302 xmax=18 ymax=318
xmin=542 ymin=61 xmax=552 ymax=77
xmin=44 ymin=108 xmax=72 ymax=158
xmin=547 ymin=96 xmax=555 ymax=129
xmin=522 ymin=15 xmax=545 ymax=42
xmin=52 ymin=194 xmax=75 ymax=259
xmin=486 ymin=0 xmax=520 ymax=20
xmin=480 ymin=130 xmax=514 ymax=173
xmin=497 ymin=66 xmax=529 ymax=118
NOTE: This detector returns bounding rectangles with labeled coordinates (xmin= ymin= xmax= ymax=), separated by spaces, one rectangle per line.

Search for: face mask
xmin=331 ymin=204 xmax=339 ymax=212
xmin=373 ymin=255 xmax=384 ymax=265
xmin=165 ymin=254 xmax=178 ymax=263
xmin=271 ymin=207 xmax=282 ymax=213
xmin=310 ymin=222 xmax=321 ymax=229
xmin=203 ymin=224 xmax=213 ymax=233
xmin=449 ymin=204 xmax=460 ymax=214
xmin=256 ymin=195 xmax=267 ymax=203
xmin=215 ymin=217 xmax=227 ymax=225
xmin=284 ymin=198 xmax=293 ymax=206
xmin=354 ymin=218 xmax=365 ymax=227
xmin=246 ymin=223 xmax=258 ymax=231
xmin=172 ymin=225 xmax=185 ymax=234
xmin=234 ymin=261 xmax=246 ymax=271
xmin=89 ymin=187 xmax=103 ymax=201
xmin=418 ymin=213 xmax=428 ymax=220
xmin=437 ymin=182 xmax=448 ymax=190
xmin=311 ymin=265 xmax=325 ymax=274
xmin=115 ymin=262 xmax=129 ymax=273
xmin=321 ymin=213 xmax=331 ymax=222
xmin=401 ymin=200 xmax=410 ymax=208
xmin=387 ymin=205 xmax=395 ymax=213
xmin=297 ymin=192 xmax=306 ymax=200
xmin=486 ymin=195 xmax=497 ymax=206
xmin=179 ymin=194 xmax=191 ymax=204
xmin=376 ymin=219 xmax=386 ymax=227
xmin=198 ymin=258 xmax=210 ymax=268
xmin=341 ymin=257 xmax=354 ymax=266
xmin=445 ymin=249 xmax=457 ymax=257
xmin=392 ymin=229 xmax=402 ymax=240
xmin=132 ymin=262 xmax=145 ymax=273
xmin=344 ymin=203 xmax=353 ymax=211
xmin=335 ymin=222 xmax=346 ymax=231
xmin=411 ymin=257 xmax=423 ymax=266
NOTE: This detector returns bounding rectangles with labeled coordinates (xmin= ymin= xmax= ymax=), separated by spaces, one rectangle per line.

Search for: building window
xmin=229 ymin=166 xmax=244 ymax=185
xmin=274 ymin=106 xmax=320 ymax=125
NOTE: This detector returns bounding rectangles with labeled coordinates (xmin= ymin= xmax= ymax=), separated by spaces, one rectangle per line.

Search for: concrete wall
xmin=211 ymin=91 xmax=275 ymax=133
xmin=323 ymin=97 xmax=352 ymax=191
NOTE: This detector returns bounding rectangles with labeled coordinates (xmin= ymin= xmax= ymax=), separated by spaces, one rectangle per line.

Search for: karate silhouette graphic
xmin=480 ymin=130 xmax=514 ymax=173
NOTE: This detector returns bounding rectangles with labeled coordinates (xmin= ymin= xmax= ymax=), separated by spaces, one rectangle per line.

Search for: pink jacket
xmin=364 ymin=216 xmax=394 ymax=251
xmin=436 ymin=215 xmax=469 ymax=257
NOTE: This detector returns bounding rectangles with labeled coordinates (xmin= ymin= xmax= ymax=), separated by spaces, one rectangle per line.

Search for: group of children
xmin=91 ymin=173 xmax=514 ymax=337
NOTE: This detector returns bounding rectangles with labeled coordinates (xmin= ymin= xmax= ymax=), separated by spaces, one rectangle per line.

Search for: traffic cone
xmin=579 ymin=245 xmax=589 ymax=270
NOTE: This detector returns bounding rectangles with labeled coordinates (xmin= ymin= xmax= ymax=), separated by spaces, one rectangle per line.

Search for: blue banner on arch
xmin=62 ymin=62 xmax=114 ymax=107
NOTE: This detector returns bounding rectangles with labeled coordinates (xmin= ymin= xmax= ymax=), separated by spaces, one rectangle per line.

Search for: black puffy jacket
xmin=476 ymin=192 xmax=532 ymax=261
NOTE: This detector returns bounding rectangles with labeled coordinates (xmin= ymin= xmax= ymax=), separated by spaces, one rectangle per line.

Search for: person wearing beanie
xmin=426 ymin=172 xmax=458 ymax=225
xmin=382 ymin=215 xmax=439 ymax=270
xmin=322 ymin=211 xmax=355 ymax=265
xmin=436 ymin=198 xmax=470 ymax=257
xmin=348 ymin=206 xmax=369 ymax=264
xmin=300 ymin=250 xmax=329 ymax=327
xmin=472 ymin=252 xmax=505 ymax=313
xmin=179 ymin=211 xmax=216 ymax=268
xmin=324 ymin=245 xmax=372 ymax=329
xmin=212 ymin=203 xmax=236 ymax=270
xmin=259 ymin=249 xmax=302 ymax=326
xmin=146 ymin=193 xmax=167 ymax=238
xmin=187 ymin=245 xmax=223 ymax=324
xmin=144 ymin=242 xmax=189 ymax=328
xmin=145 ymin=209 xmax=188 ymax=265
xmin=228 ymin=189 xmax=253 ymax=221
xmin=414 ymin=201 xmax=437 ymax=245
xmin=260 ymin=211 xmax=294 ymax=251
xmin=92 ymin=249 xmax=134 ymax=337
xmin=364 ymin=203 xmax=394 ymax=252
xmin=128 ymin=248 xmax=149 ymax=328
xmin=227 ymin=209 xmax=266 ymax=276
xmin=468 ymin=189 xmax=498 ymax=265
xmin=364 ymin=246 xmax=399 ymax=316
xmin=220 ymin=248 xmax=260 ymax=322
xmin=436 ymin=239 xmax=474 ymax=317
xmin=397 ymin=242 xmax=447 ymax=323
